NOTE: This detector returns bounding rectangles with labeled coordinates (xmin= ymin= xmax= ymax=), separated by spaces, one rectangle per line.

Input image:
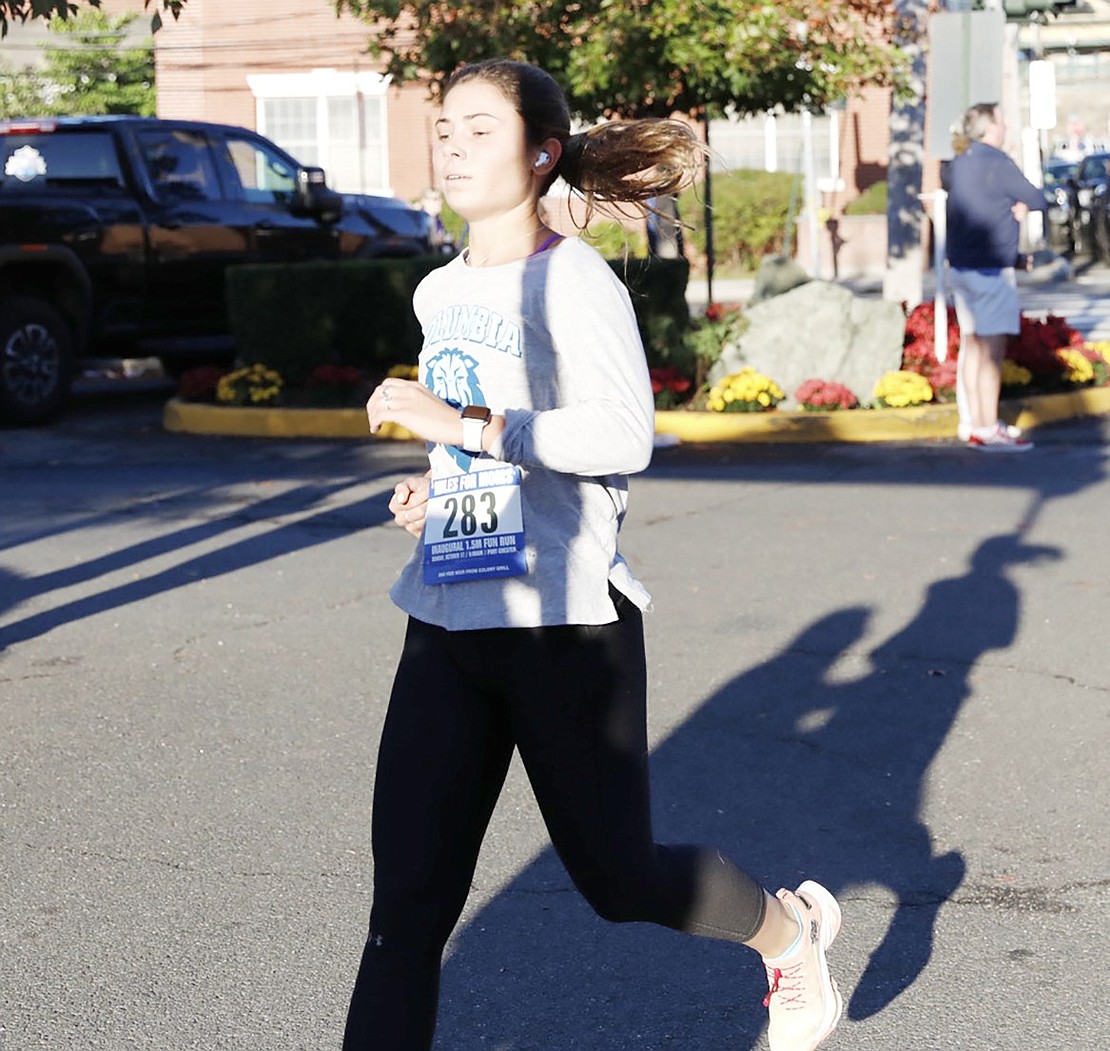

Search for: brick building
xmin=149 ymin=0 xmax=435 ymax=201
xmin=148 ymin=1 xmax=900 ymax=219
xmin=10 ymin=1 xmax=1110 ymax=273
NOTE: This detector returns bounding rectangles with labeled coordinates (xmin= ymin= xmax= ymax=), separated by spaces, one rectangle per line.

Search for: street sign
xmin=1028 ymin=59 xmax=1057 ymax=129
xmin=927 ymin=9 xmax=1005 ymax=158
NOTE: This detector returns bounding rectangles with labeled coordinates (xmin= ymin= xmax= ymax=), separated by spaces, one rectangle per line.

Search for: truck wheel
xmin=0 ymin=297 xmax=74 ymax=425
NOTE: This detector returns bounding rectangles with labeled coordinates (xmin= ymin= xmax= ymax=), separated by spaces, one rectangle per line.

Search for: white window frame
xmin=709 ymin=109 xmax=845 ymax=192
xmin=246 ymin=69 xmax=392 ymax=195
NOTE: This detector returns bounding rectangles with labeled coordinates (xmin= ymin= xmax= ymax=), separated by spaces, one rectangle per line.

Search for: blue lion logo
xmin=425 ymin=348 xmax=485 ymax=469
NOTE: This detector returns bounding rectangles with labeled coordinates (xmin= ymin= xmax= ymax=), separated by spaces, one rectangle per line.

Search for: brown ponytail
xmin=559 ymin=119 xmax=703 ymax=203
xmin=444 ymin=58 xmax=705 ymax=226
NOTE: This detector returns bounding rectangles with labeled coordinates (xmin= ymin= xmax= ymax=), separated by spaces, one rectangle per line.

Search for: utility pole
xmin=884 ymin=0 xmax=929 ymax=307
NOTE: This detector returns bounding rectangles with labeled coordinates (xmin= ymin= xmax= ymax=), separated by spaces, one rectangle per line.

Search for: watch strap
xmin=460 ymin=405 xmax=491 ymax=453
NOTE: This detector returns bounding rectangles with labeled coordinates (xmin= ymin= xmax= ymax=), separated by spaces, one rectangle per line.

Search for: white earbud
xmin=535 ymin=150 xmax=550 ymax=168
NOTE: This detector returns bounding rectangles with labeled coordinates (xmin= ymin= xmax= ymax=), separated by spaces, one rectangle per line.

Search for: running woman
xmin=344 ymin=57 xmax=843 ymax=1051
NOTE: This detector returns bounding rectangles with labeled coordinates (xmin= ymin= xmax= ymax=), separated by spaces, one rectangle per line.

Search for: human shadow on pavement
xmin=0 ymin=477 xmax=399 ymax=650
xmin=424 ymin=526 xmax=1061 ymax=1049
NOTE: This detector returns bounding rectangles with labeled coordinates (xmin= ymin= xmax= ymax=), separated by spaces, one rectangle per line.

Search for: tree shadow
xmin=0 ymin=474 xmax=401 ymax=651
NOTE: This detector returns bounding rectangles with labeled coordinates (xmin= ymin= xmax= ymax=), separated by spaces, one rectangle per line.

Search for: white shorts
xmin=948 ymin=266 xmax=1019 ymax=337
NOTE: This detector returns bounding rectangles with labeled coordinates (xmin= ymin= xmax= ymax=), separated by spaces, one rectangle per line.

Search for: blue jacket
xmin=943 ymin=142 xmax=1045 ymax=270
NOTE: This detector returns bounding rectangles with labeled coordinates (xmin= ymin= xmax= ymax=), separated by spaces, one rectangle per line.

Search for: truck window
xmin=0 ymin=131 xmax=124 ymax=190
xmin=137 ymin=129 xmax=222 ymax=203
xmin=223 ymin=135 xmax=298 ymax=205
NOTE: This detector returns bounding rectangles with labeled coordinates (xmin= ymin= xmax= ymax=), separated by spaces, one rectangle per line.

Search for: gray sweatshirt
xmin=388 ymin=236 xmax=656 ymax=629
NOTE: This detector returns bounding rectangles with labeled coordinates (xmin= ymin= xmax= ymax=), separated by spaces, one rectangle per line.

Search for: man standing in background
xmin=944 ymin=102 xmax=1046 ymax=452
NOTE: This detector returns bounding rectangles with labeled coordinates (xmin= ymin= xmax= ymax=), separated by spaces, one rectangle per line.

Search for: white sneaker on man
xmin=959 ymin=420 xmax=1023 ymax=442
xmin=967 ymin=422 xmax=1032 ymax=452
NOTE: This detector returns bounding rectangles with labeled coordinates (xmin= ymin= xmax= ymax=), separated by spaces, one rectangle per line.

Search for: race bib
xmin=422 ymin=465 xmax=527 ymax=584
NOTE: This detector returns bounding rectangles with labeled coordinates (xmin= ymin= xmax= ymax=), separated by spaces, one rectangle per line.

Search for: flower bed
xmin=166 ymin=361 xmax=419 ymax=439
xmin=165 ymin=305 xmax=1110 ymax=443
xmin=650 ymin=300 xmax=1110 ymax=416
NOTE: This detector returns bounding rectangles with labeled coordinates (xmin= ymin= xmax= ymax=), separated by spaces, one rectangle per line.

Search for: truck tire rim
xmin=3 ymin=323 xmax=60 ymax=406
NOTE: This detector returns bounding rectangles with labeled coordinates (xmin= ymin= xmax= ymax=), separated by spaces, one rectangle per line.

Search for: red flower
xmin=650 ymin=366 xmax=692 ymax=395
xmin=903 ymin=301 xmax=960 ymax=357
xmin=1007 ymin=314 xmax=1083 ymax=376
xmin=901 ymin=337 xmax=941 ymax=376
xmin=177 ymin=365 xmax=229 ymax=402
xmin=309 ymin=364 xmax=365 ymax=387
xmin=928 ymin=358 xmax=958 ymax=401
xmin=704 ymin=302 xmax=742 ymax=324
xmin=794 ymin=378 xmax=859 ymax=411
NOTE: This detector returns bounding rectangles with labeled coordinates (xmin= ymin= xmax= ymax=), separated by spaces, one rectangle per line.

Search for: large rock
xmin=749 ymin=254 xmax=811 ymax=305
xmin=711 ymin=281 xmax=906 ymax=407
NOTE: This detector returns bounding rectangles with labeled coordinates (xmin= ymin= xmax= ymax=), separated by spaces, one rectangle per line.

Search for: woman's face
xmin=433 ymin=78 xmax=538 ymax=224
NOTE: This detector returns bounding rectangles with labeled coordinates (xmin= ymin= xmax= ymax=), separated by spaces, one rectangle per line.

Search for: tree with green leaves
xmin=0 ymin=0 xmax=185 ymax=37
xmin=333 ymin=0 xmax=907 ymax=120
xmin=0 ymin=60 xmax=52 ymax=118
xmin=0 ymin=9 xmax=155 ymax=118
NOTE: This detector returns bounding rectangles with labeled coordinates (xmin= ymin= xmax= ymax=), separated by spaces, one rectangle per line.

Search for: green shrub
xmin=442 ymin=207 xmax=651 ymax=259
xmin=583 ymin=219 xmax=649 ymax=258
xmin=607 ymin=257 xmax=691 ymax=371
xmin=844 ymin=181 xmax=888 ymax=215
xmin=226 ymin=254 xmax=690 ymax=382
xmin=440 ymin=203 xmax=466 ymax=245
xmin=678 ymin=170 xmax=797 ymax=271
xmin=226 ymin=258 xmax=447 ymax=384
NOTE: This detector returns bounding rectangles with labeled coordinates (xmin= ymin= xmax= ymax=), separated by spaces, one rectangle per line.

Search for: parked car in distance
xmin=342 ymin=193 xmax=457 ymax=256
xmin=1064 ymin=150 xmax=1110 ymax=255
xmin=1042 ymin=157 xmax=1077 ymax=252
xmin=339 ymin=193 xmax=452 ymax=257
xmin=0 ymin=115 xmax=442 ymax=424
xmin=1085 ymin=178 xmax=1110 ymax=264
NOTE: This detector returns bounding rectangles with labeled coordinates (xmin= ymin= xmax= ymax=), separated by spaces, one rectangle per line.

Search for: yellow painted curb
xmin=657 ymin=386 xmax=1110 ymax=444
xmin=164 ymin=386 xmax=1110 ymax=444
xmin=656 ymin=402 xmax=961 ymax=443
xmin=163 ymin=398 xmax=418 ymax=441
xmin=1009 ymin=385 xmax=1110 ymax=430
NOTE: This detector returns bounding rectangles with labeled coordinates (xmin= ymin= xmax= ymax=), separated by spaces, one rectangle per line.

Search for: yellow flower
xmin=1085 ymin=340 xmax=1110 ymax=365
xmin=1057 ymin=348 xmax=1094 ymax=385
xmin=217 ymin=363 xmax=284 ymax=406
xmin=706 ymin=367 xmax=784 ymax=412
xmin=872 ymin=370 xmax=933 ymax=408
xmin=1000 ymin=359 xmax=1033 ymax=386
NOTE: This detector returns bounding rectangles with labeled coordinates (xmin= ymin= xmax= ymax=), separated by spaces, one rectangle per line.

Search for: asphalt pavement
xmin=1 ymin=388 xmax=1107 ymax=1051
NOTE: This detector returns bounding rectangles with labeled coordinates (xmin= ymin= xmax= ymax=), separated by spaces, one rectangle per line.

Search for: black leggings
xmin=343 ymin=592 xmax=766 ymax=1050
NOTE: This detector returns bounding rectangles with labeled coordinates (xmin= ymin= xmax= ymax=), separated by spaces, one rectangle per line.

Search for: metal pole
xmin=702 ymin=112 xmax=714 ymax=309
xmin=801 ymin=106 xmax=820 ymax=277
xmin=932 ymin=188 xmax=948 ymax=362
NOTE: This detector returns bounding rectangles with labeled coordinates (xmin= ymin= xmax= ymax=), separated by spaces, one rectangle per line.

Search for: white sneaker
xmin=967 ymin=423 xmax=1032 ymax=452
xmin=762 ymin=881 xmax=843 ymax=1051
xmin=959 ymin=421 xmax=1022 ymax=442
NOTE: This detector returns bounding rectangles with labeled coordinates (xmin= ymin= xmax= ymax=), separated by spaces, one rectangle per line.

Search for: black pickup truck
xmin=0 ymin=115 xmax=440 ymax=423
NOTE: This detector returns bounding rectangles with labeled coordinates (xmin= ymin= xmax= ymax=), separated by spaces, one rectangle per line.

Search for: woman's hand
xmin=368 ymin=378 xmax=504 ymax=451
xmin=388 ymin=471 xmax=432 ymax=537
xmin=367 ymin=378 xmax=463 ymax=446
